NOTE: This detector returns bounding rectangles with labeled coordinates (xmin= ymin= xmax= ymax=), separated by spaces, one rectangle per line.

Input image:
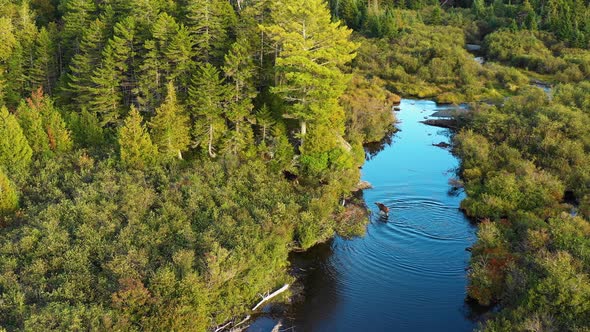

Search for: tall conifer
xmin=189 ymin=63 xmax=228 ymax=157
xmin=119 ymin=106 xmax=157 ymax=169
xmin=150 ymin=82 xmax=191 ymax=160
xmin=0 ymin=106 xmax=32 ymax=179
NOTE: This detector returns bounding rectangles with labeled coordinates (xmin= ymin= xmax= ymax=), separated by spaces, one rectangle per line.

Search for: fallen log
xmin=214 ymin=321 xmax=232 ymax=332
xmin=213 ymin=284 xmax=290 ymax=332
xmin=252 ymin=284 xmax=290 ymax=311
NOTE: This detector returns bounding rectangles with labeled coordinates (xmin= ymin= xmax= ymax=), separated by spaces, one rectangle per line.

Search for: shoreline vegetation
xmin=0 ymin=0 xmax=588 ymax=331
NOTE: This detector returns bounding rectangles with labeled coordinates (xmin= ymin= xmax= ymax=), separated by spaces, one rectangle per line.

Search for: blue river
xmin=249 ymin=99 xmax=480 ymax=331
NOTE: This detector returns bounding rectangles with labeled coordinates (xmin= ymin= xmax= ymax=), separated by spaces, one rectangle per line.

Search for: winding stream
xmin=249 ymin=99 xmax=481 ymax=331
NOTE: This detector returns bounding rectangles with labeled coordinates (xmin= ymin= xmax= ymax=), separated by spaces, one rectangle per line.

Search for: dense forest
xmin=0 ymin=0 xmax=589 ymax=331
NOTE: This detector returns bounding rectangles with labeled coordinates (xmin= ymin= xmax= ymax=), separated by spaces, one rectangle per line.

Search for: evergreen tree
xmin=0 ymin=17 xmax=17 ymax=64
xmin=16 ymin=100 xmax=49 ymax=154
xmin=109 ymin=17 xmax=140 ymax=107
xmin=185 ymin=0 xmax=237 ymax=63
xmin=30 ymin=25 xmax=58 ymax=94
xmin=136 ymin=13 xmax=178 ymax=111
xmin=140 ymin=13 xmax=193 ymax=101
xmin=188 ymin=63 xmax=228 ymax=157
xmin=0 ymin=168 xmax=18 ymax=219
xmin=67 ymin=18 xmax=108 ymax=107
xmin=150 ymin=82 xmax=191 ymax=160
xmin=19 ymin=88 xmax=73 ymax=154
xmin=67 ymin=108 xmax=106 ymax=148
xmin=163 ymin=24 xmax=193 ymax=90
xmin=118 ymin=106 xmax=157 ymax=169
xmin=222 ymin=38 xmax=257 ymax=155
xmin=255 ymin=104 xmax=275 ymax=143
xmin=89 ymin=46 xmax=125 ymax=126
xmin=262 ymin=0 xmax=358 ymax=174
xmin=136 ymin=39 xmax=164 ymax=112
xmin=0 ymin=106 xmax=32 ymax=179
xmin=87 ymin=17 xmax=139 ymax=127
xmin=0 ymin=17 xmax=17 ymax=106
xmin=521 ymin=0 xmax=538 ymax=30
xmin=60 ymin=0 xmax=97 ymax=59
xmin=3 ymin=2 xmax=39 ymax=105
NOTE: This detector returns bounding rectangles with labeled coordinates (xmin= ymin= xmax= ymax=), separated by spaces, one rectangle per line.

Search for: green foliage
xmin=66 ymin=109 xmax=107 ymax=149
xmin=0 ymin=168 xmax=18 ymax=219
xmin=353 ymin=26 xmax=512 ymax=103
xmin=150 ymin=82 xmax=191 ymax=161
xmin=118 ymin=107 xmax=157 ymax=170
xmin=456 ymin=85 xmax=590 ymax=330
xmin=341 ymin=75 xmax=397 ymax=144
xmin=17 ymin=88 xmax=72 ymax=155
xmin=66 ymin=18 xmax=108 ymax=108
xmin=262 ymin=0 xmax=358 ymax=175
xmin=30 ymin=25 xmax=58 ymax=95
xmin=185 ymin=0 xmax=236 ymax=63
xmin=0 ymin=106 xmax=32 ymax=180
xmin=10 ymin=0 xmax=590 ymax=330
xmin=189 ymin=63 xmax=228 ymax=158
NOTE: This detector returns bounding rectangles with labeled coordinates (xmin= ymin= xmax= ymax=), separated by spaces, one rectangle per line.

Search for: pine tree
xmin=0 ymin=168 xmax=18 ymax=219
xmin=136 ymin=40 xmax=164 ymax=112
xmin=67 ymin=18 xmax=108 ymax=107
xmin=188 ymin=63 xmax=228 ymax=157
xmin=30 ymin=25 xmax=58 ymax=94
xmin=141 ymin=13 xmax=193 ymax=98
xmin=89 ymin=45 xmax=125 ymax=126
xmin=118 ymin=106 xmax=157 ymax=169
xmin=19 ymin=88 xmax=73 ymax=154
xmin=16 ymin=100 xmax=49 ymax=154
xmin=239 ymin=0 xmax=272 ymax=71
xmin=522 ymin=0 xmax=538 ymax=30
xmin=3 ymin=3 xmax=39 ymax=105
xmin=222 ymin=38 xmax=257 ymax=155
xmin=15 ymin=1 xmax=40 ymax=90
xmin=67 ymin=108 xmax=106 ymax=148
xmin=255 ymin=104 xmax=275 ymax=143
xmin=163 ymin=24 xmax=193 ymax=90
xmin=0 ymin=18 xmax=17 ymax=63
xmin=60 ymin=0 xmax=97 ymax=59
xmin=136 ymin=13 xmax=178 ymax=111
xmin=150 ymin=82 xmax=191 ymax=160
xmin=185 ymin=0 xmax=236 ymax=63
xmin=262 ymin=0 xmax=358 ymax=173
xmin=87 ymin=17 xmax=139 ymax=127
xmin=0 ymin=106 xmax=32 ymax=179
xmin=109 ymin=17 xmax=139 ymax=107
xmin=0 ymin=17 xmax=17 ymax=107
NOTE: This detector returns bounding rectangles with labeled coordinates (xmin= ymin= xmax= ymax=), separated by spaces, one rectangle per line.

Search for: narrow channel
xmin=249 ymin=99 xmax=480 ymax=331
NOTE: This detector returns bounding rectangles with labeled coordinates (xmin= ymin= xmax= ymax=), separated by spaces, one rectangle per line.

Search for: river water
xmin=248 ymin=99 xmax=480 ymax=331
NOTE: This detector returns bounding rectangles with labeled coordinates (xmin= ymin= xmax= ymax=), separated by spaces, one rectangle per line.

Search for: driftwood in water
xmin=252 ymin=284 xmax=290 ymax=311
xmin=271 ymin=321 xmax=283 ymax=332
xmin=214 ymin=321 xmax=232 ymax=332
xmin=213 ymin=284 xmax=290 ymax=332
xmin=229 ymin=315 xmax=251 ymax=332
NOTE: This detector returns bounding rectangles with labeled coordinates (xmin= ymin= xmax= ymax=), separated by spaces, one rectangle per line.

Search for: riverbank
xmin=246 ymin=99 xmax=484 ymax=331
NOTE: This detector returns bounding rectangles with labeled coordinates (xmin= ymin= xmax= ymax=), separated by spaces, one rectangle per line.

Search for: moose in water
xmin=375 ymin=202 xmax=389 ymax=217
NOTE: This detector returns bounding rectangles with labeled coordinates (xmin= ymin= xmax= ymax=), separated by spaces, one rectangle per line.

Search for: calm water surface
xmin=249 ymin=99 xmax=479 ymax=332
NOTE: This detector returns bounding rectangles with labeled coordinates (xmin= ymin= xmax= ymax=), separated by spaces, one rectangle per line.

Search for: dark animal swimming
xmin=375 ymin=202 xmax=389 ymax=215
